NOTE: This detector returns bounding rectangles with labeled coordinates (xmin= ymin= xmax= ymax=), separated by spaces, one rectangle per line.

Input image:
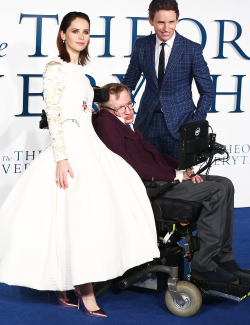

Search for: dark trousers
xmin=143 ymin=113 xmax=179 ymax=160
xmin=155 ymin=175 xmax=235 ymax=272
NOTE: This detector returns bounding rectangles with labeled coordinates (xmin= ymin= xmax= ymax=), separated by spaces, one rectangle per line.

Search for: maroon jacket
xmin=93 ymin=110 xmax=179 ymax=183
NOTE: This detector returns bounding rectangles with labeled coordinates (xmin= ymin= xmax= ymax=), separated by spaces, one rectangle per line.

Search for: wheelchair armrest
xmin=146 ymin=180 xmax=180 ymax=198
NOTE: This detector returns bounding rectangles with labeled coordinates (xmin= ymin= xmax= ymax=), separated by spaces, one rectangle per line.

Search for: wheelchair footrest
xmin=190 ymin=275 xmax=250 ymax=302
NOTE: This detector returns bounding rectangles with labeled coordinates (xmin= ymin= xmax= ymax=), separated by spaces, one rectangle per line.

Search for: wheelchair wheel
xmin=165 ymin=281 xmax=202 ymax=317
xmin=93 ymin=280 xmax=112 ymax=298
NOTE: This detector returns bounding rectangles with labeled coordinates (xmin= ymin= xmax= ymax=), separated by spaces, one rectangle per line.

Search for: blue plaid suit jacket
xmin=122 ymin=32 xmax=215 ymax=140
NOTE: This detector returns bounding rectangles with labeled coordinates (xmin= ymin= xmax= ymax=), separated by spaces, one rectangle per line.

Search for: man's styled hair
xmin=148 ymin=0 xmax=179 ymax=21
xmin=98 ymin=83 xmax=130 ymax=109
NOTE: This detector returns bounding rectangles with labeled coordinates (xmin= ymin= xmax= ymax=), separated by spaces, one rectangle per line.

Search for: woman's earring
xmin=63 ymin=40 xmax=65 ymax=44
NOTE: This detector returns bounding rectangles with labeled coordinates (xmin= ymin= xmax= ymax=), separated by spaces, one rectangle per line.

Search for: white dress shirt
xmin=155 ymin=32 xmax=176 ymax=78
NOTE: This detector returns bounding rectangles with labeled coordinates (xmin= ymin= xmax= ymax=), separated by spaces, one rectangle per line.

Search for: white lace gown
xmin=0 ymin=57 xmax=159 ymax=291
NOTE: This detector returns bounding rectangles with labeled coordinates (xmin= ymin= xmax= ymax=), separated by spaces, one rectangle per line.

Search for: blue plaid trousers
xmin=143 ymin=113 xmax=179 ymax=160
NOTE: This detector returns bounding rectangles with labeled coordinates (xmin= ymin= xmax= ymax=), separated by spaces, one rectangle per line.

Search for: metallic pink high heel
xmin=74 ymin=290 xmax=108 ymax=318
xmin=48 ymin=291 xmax=78 ymax=308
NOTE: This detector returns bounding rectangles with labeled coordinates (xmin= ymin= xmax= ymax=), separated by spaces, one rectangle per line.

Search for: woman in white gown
xmin=0 ymin=12 xmax=159 ymax=317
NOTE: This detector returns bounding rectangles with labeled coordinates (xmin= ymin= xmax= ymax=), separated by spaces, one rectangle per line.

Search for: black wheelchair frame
xmin=93 ymin=179 xmax=250 ymax=316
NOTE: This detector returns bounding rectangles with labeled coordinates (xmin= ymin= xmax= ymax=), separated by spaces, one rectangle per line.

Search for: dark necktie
xmin=158 ymin=42 xmax=166 ymax=88
xmin=154 ymin=43 xmax=166 ymax=113
xmin=125 ymin=124 xmax=131 ymax=129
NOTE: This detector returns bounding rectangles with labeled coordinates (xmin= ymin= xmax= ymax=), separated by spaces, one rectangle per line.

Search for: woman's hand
xmin=56 ymin=160 xmax=74 ymax=189
xmin=183 ymin=168 xmax=203 ymax=184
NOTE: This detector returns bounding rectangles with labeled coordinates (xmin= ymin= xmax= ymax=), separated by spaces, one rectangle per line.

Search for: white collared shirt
xmin=116 ymin=115 xmax=135 ymax=131
xmin=155 ymin=32 xmax=176 ymax=78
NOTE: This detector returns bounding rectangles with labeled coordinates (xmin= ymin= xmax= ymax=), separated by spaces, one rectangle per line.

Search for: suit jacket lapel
xmin=134 ymin=126 xmax=163 ymax=163
xmin=146 ymin=34 xmax=159 ymax=90
xmin=117 ymin=122 xmax=139 ymax=140
xmin=162 ymin=32 xmax=184 ymax=86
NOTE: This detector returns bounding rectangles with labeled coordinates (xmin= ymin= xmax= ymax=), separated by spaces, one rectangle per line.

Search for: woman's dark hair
xmin=148 ymin=0 xmax=179 ymax=21
xmin=57 ymin=12 xmax=90 ymax=66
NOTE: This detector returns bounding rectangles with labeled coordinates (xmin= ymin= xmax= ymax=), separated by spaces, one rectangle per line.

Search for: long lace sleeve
xmin=43 ymin=61 xmax=68 ymax=163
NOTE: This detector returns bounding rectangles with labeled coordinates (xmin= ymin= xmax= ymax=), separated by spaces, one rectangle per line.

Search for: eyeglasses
xmin=104 ymin=101 xmax=136 ymax=114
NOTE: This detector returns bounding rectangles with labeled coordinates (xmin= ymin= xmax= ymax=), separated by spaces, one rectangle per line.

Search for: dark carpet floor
xmin=0 ymin=208 xmax=249 ymax=325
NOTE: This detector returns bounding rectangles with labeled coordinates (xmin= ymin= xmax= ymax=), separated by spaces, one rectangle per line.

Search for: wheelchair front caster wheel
xmin=93 ymin=280 xmax=112 ymax=298
xmin=165 ymin=281 xmax=202 ymax=317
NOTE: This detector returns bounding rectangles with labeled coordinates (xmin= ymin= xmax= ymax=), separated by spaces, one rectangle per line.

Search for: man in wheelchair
xmin=93 ymin=82 xmax=250 ymax=287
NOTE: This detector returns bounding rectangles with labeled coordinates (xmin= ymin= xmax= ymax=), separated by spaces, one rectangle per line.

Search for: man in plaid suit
xmin=122 ymin=0 xmax=215 ymax=159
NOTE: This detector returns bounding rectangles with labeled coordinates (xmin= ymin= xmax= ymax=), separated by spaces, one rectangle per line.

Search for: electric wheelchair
xmin=92 ymin=177 xmax=250 ymax=317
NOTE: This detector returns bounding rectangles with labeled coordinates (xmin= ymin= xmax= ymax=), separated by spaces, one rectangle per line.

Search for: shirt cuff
xmin=174 ymin=169 xmax=184 ymax=183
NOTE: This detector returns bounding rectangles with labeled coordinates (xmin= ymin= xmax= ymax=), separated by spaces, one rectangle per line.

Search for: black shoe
xmin=191 ymin=267 xmax=239 ymax=284
xmin=217 ymin=259 xmax=250 ymax=285
xmin=218 ymin=259 xmax=250 ymax=274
